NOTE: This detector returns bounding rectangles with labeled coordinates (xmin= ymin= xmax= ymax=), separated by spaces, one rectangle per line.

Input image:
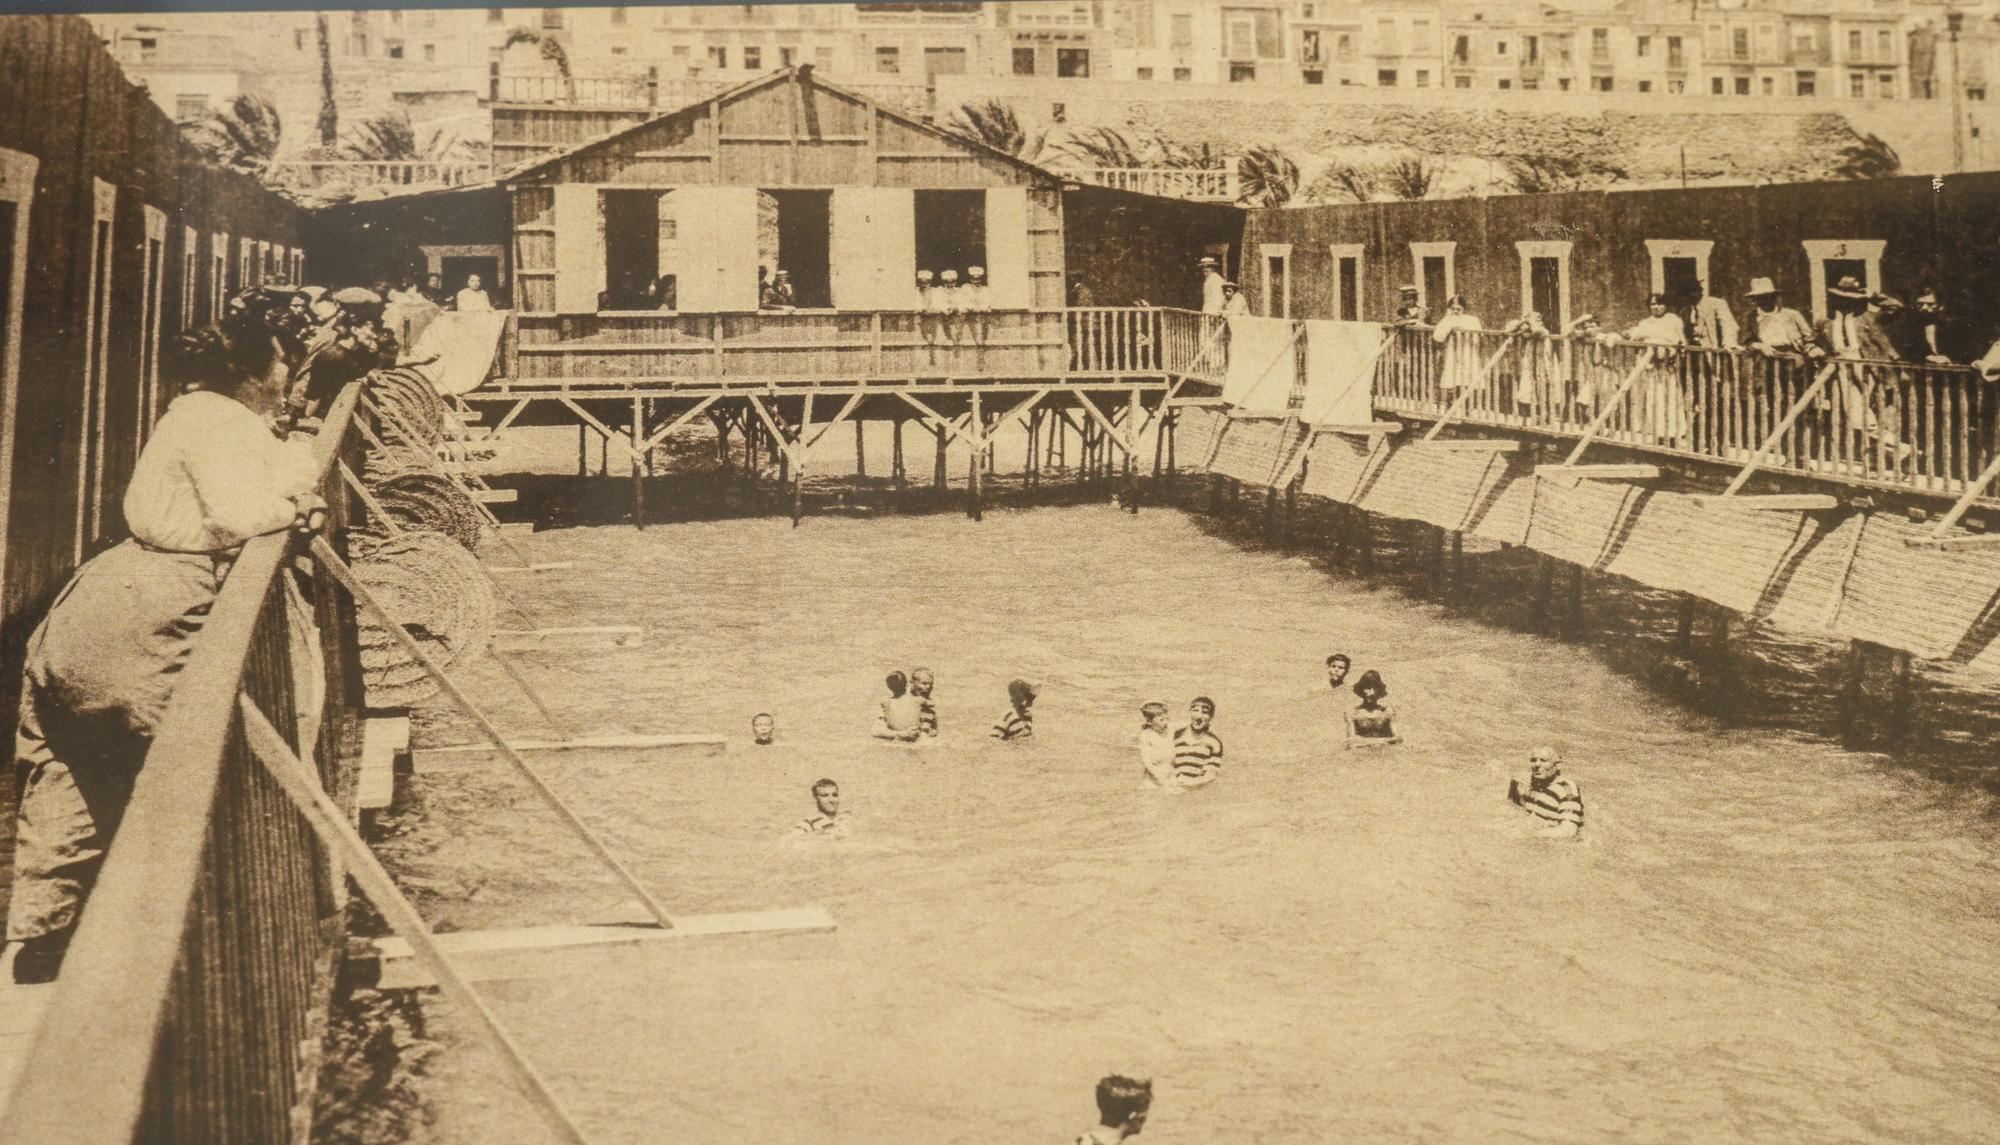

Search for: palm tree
xmin=1380 ymin=151 xmax=1441 ymax=201
xmin=1302 ymin=160 xmax=1378 ymax=205
xmin=947 ymin=100 xmax=1033 ymax=158
xmin=1236 ymin=146 xmax=1299 ymax=207
xmin=1155 ymin=138 xmax=1225 ymax=171
xmin=315 ymin=12 xmax=337 ymax=151
xmin=1834 ymin=132 xmax=1901 ymax=180
xmin=340 ymin=113 xmax=465 ymax=164
xmin=179 ymin=94 xmax=284 ymax=175
xmin=1053 ymin=126 xmax=1148 ymax=169
xmin=503 ymin=26 xmax=574 ymax=99
xmin=1503 ymin=152 xmax=1628 ymax=194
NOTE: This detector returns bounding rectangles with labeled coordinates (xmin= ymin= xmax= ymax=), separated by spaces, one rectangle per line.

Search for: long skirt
xmin=6 ymin=541 xmax=227 ymax=943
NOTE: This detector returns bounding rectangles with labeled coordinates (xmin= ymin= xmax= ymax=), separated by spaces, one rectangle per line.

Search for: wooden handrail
xmin=0 ymin=382 xmax=364 ymax=1145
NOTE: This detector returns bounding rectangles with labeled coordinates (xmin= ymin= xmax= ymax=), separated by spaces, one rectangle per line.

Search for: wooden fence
xmin=0 ymin=386 xmax=365 ymax=1145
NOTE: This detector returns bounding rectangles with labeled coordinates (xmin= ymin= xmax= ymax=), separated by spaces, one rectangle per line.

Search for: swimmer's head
xmin=1352 ymin=670 xmax=1387 ymax=703
xmin=910 ymin=667 xmax=934 ymax=695
xmin=1008 ymin=679 xmax=1037 ymax=709
xmin=1188 ymin=696 xmax=1214 ymax=729
xmin=751 ymin=712 xmax=775 ymax=744
xmin=1141 ymin=701 xmax=1169 ymax=731
xmin=886 ymin=670 xmax=909 ymax=697
xmin=811 ymin=778 xmax=839 ymax=816
xmin=1528 ymin=745 xmax=1562 ymax=782
xmin=1094 ymin=1075 xmax=1152 ymax=1134
xmin=1325 ymin=653 xmax=1351 ymax=684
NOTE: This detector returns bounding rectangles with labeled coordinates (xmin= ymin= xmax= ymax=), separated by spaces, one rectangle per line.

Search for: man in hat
xmin=1199 ymin=255 xmax=1227 ymax=314
xmin=1220 ymin=279 xmax=1250 ymax=316
xmin=963 ymin=265 xmax=989 ymax=312
xmin=1742 ymin=277 xmax=1815 ymax=357
xmin=936 ymin=268 xmax=964 ymax=315
xmin=1391 ymin=284 xmax=1429 ymax=328
xmin=761 ymin=268 xmax=796 ymax=311
xmin=1815 ymin=273 xmax=1904 ymax=455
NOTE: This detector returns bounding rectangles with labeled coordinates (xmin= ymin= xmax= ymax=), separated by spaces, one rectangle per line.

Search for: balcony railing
xmin=0 ymin=384 xmax=366 ymax=1145
xmin=490 ymin=71 xmax=936 ymax=115
xmin=1374 ymin=326 xmax=2000 ymax=499
xmin=267 ymin=159 xmax=489 ymax=194
xmin=1069 ymin=167 xmax=1241 ymax=202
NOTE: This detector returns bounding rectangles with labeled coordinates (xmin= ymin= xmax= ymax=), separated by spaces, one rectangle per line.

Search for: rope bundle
xmin=351 ymin=530 xmax=496 ymax=708
xmin=367 ymin=367 xmax=446 ymax=447
xmin=363 ymin=471 xmax=486 ymax=551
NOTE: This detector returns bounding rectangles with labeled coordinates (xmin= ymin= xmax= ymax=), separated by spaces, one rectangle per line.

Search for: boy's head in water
xmin=910 ymin=667 xmax=934 ymax=697
xmin=1187 ymin=696 xmax=1215 ymax=731
xmin=1528 ymin=745 xmax=1563 ymax=785
xmin=886 ymin=670 xmax=909 ymax=697
xmin=811 ymin=778 xmax=840 ymax=818
xmin=1141 ymin=702 xmax=1169 ymax=734
xmin=751 ymin=713 xmax=775 ymax=745
xmin=1008 ymin=679 xmax=1037 ymax=712
xmin=1093 ymin=1075 xmax=1152 ymax=1139
xmin=1325 ymin=654 xmax=1351 ymax=688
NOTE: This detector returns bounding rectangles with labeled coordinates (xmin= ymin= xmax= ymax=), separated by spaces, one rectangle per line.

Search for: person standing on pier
xmin=1392 ymin=284 xmax=1429 ymax=327
xmin=1687 ymin=279 xmax=1740 ymax=350
xmin=1508 ymin=746 xmax=1583 ymax=840
xmin=910 ymin=668 xmax=939 ymax=737
xmin=1171 ymin=697 xmax=1224 ymax=786
xmin=7 ymin=308 xmax=323 ymax=983
xmin=1073 ymin=1074 xmax=1152 ymax=1145
xmin=455 ymin=273 xmax=492 ymax=313
xmin=1220 ymin=281 xmax=1251 ymax=316
xmin=992 ymin=679 xmax=1037 ymax=741
xmin=1199 ymin=255 xmax=1226 ymax=314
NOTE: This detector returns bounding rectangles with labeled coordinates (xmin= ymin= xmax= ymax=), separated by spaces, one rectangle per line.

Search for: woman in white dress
xmin=1618 ymin=293 xmax=1691 ymax=445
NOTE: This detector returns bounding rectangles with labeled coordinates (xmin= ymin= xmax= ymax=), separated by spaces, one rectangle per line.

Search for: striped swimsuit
xmin=992 ymin=706 xmax=1033 ymax=741
xmin=1517 ymin=775 xmax=1584 ymax=830
xmin=1172 ymin=726 xmax=1224 ymax=782
xmin=916 ymin=695 xmax=938 ymax=736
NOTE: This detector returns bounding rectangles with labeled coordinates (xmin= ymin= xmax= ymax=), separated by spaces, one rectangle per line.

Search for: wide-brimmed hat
xmin=1827 ymin=275 xmax=1868 ymax=300
xmin=967 ymin=265 xmax=985 ymax=277
xmin=1198 ymin=256 xmax=1219 ymax=267
xmin=1744 ymin=276 xmax=1779 ymax=297
xmin=1398 ymin=283 xmax=1418 ymax=294
xmin=1221 ymin=279 xmax=1239 ymax=289
xmin=916 ymin=269 xmax=934 ymax=282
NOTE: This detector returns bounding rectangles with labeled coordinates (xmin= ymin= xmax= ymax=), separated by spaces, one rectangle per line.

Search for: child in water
xmin=1137 ymin=701 xmax=1176 ymax=788
xmin=750 ymin=712 xmax=775 ymax=746
xmin=1343 ymin=670 xmax=1401 ymax=749
xmin=910 ymin=666 xmax=938 ymax=737
xmin=1074 ymin=1075 xmax=1152 ymax=1145
xmin=873 ymin=671 xmax=923 ymax=741
xmin=992 ymin=679 xmax=1036 ymax=740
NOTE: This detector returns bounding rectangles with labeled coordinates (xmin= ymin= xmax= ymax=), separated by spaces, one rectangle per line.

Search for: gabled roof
xmin=502 ymin=66 xmax=1064 ymax=188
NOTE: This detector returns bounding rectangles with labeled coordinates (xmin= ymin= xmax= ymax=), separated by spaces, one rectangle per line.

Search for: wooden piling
xmin=1675 ymin=594 xmax=1696 ymax=657
xmin=892 ymin=417 xmax=905 ymax=487
xmin=577 ymin=422 xmax=587 ymax=476
xmin=855 ymin=418 xmax=867 ymax=478
xmin=1564 ymin=565 xmax=1585 ymax=640
xmin=631 ymin=398 xmax=645 ymax=530
xmin=1530 ymin=554 xmax=1553 ymax=631
xmin=933 ymin=424 xmax=947 ymax=490
xmin=1357 ymin=507 xmax=1375 ymax=575
xmin=968 ymin=390 xmax=984 ymax=521
xmin=1890 ymin=650 xmax=1915 ymax=744
xmin=1450 ymin=530 xmax=1464 ymax=599
xmin=1839 ymin=639 xmax=1867 ymax=745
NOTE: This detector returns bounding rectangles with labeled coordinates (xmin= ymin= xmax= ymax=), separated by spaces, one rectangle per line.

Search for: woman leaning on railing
xmin=5 ymin=299 xmax=328 ymax=985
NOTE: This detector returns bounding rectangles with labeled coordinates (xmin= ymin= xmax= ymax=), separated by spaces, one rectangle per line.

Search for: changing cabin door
xmin=552 ymin=184 xmax=605 ymax=314
xmin=983 ymin=187 xmax=1032 ymax=311
xmin=669 ymin=186 xmax=759 ymax=312
xmin=830 ymin=188 xmax=919 ymax=311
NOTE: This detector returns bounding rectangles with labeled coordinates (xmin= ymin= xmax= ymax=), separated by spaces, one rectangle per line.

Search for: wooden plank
xmin=1537 ymin=464 xmax=1662 ymax=481
xmin=1406 ymin=436 xmax=1519 ymax=452
xmin=365 ymin=907 xmax=839 ymax=989
xmin=472 ymin=488 xmax=519 ymax=504
xmin=1904 ymin=531 xmax=2000 ymax=550
xmin=1686 ymin=494 xmax=1840 ymax=511
xmin=492 ymin=625 xmax=646 ymax=649
xmin=1318 ymin=421 xmax=1406 ymax=435
xmin=487 ymin=561 xmax=578 ymax=574
xmin=358 ymin=714 xmax=409 ymax=811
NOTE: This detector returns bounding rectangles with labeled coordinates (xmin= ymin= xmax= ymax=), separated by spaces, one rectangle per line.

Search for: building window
xmin=1525 ymin=36 xmax=1539 ymax=64
xmin=744 ymin=46 xmax=762 ymax=70
xmin=174 ymin=94 xmax=207 ymax=121
xmin=1496 ymin=40 xmax=1508 ymax=57
xmin=387 ymin=41 xmax=403 ymax=59
xmin=1336 ymin=33 xmax=1352 ymax=59
xmin=913 ymin=190 xmax=986 ymax=282
xmin=1517 ymin=241 xmax=1572 ymax=330
xmin=1058 ymin=48 xmax=1090 ymax=78
xmin=1733 ymin=28 xmax=1750 ymax=60
xmin=814 ymin=46 xmax=833 ymax=69
xmin=179 ymin=227 xmax=196 ymax=330
xmin=136 ymin=37 xmax=158 ymax=61
xmin=1302 ymin=30 xmax=1322 ymax=65
xmin=1173 ymin=67 xmax=1192 ymax=81
xmin=1877 ymin=30 xmax=1892 ymax=60
xmin=1231 ymin=62 xmax=1256 ymax=82
xmin=1761 ymin=75 xmax=1774 ymax=96
xmin=779 ymin=47 xmax=796 ymax=67
xmin=1260 ymin=244 xmax=1291 ymax=319
xmin=1455 ymin=74 xmax=1472 ymax=89
xmin=1301 ymin=2 xmax=1315 ymax=17
xmin=540 ymin=8 xmax=564 ymax=30
xmin=1879 ymin=74 xmax=1894 ymax=100
xmin=1638 ymin=80 xmax=1652 ymax=93
xmin=1170 ymin=13 xmax=1192 ymax=48
xmin=1668 ymin=79 xmax=1684 ymax=93
xmin=1712 ymin=76 xmax=1725 ymax=94
xmin=1559 ymin=77 xmax=1572 ymax=91
xmin=1971 ymin=87 xmax=1988 ymax=102
xmin=80 ymin=180 xmax=115 ymax=556
xmin=1637 ymin=35 xmax=1651 ymax=57
xmin=1452 ymin=34 xmax=1469 ymax=64
xmin=1013 ymin=46 xmax=1036 ymax=75
xmin=1850 ymin=71 xmax=1865 ymax=98
xmin=1415 ymin=70 xmax=1429 ymax=88
xmin=1847 ymin=29 xmax=1863 ymax=57
xmin=1138 ymin=66 xmax=1156 ymax=80
xmin=611 ymin=45 xmax=627 ymax=56
xmin=1377 ymin=68 xmax=1397 ymax=86
xmin=709 ymin=46 xmax=728 ymax=69
xmin=1410 ymin=242 xmax=1455 ymax=313
xmin=1499 ymin=78 xmax=1512 ymax=90
xmin=1667 ymin=36 xmax=1683 ymax=67
xmin=1302 ymin=69 xmax=1322 ymax=84
xmin=1224 ymin=7 xmax=1284 ymax=60
xmin=1735 ymin=76 xmax=1751 ymax=95
xmin=1592 ymin=76 xmax=1612 ymax=92
xmin=1592 ymin=27 xmax=1608 ymax=58
xmin=876 ymin=46 xmax=900 ymax=73
xmin=1797 ymin=70 xmax=1816 ymax=96
xmin=1793 ymin=28 xmax=1815 ymax=55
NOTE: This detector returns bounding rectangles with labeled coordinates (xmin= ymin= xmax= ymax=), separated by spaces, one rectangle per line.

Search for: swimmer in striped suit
xmin=1171 ymin=696 xmax=1223 ymax=787
xmin=910 ymin=667 xmax=938 ymax=737
xmin=992 ymin=678 xmax=1036 ymax=741
xmin=1508 ymin=745 xmax=1583 ymax=840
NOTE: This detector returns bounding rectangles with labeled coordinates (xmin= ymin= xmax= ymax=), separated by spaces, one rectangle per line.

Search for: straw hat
xmin=940 ymin=269 xmax=960 ymax=283
xmin=967 ymin=265 xmax=985 ymax=278
xmin=1827 ymin=274 xmax=1868 ymax=300
xmin=1198 ymin=256 xmax=1219 ymax=267
xmin=916 ymin=269 xmax=934 ymax=283
xmin=1744 ymin=276 xmax=1779 ymax=297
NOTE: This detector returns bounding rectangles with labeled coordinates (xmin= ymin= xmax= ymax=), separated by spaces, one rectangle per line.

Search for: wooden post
xmin=893 ymin=416 xmax=905 ymax=487
xmin=934 ymin=423 xmax=948 ymax=489
xmin=1282 ymin=479 xmax=1298 ymax=543
xmin=1263 ymin=486 xmax=1278 ymax=538
xmin=855 ymin=418 xmax=867 ymax=478
xmin=1358 ymin=506 xmax=1375 ymax=575
xmin=1890 ymin=650 xmax=1915 ymax=744
xmin=1564 ymin=565 xmax=1585 ymax=640
xmin=1126 ymin=385 xmax=1141 ymax=512
xmin=1026 ymin=409 xmax=1039 ymax=489
xmin=1675 ymin=594 xmax=1696 ymax=657
xmin=1166 ymin=412 xmax=1177 ymax=487
xmin=968 ymin=390 xmax=984 ymax=521
xmin=577 ymin=422 xmax=587 ymax=476
xmin=793 ymin=394 xmax=813 ymax=529
xmin=1839 ymin=639 xmax=1867 ymax=745
xmin=1450 ymin=530 xmax=1464 ymax=600
xmin=631 ymin=397 xmax=646 ymax=530
xmin=1530 ymin=554 xmax=1552 ymax=631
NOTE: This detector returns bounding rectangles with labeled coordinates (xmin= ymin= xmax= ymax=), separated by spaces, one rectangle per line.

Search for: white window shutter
xmin=872 ymin=188 xmax=919 ymax=310
xmin=984 ymin=187 xmax=1031 ymax=310
xmin=829 ymin=188 xmax=877 ymax=310
xmin=672 ymin=186 xmax=760 ymax=312
xmin=552 ymin=184 xmax=604 ymax=314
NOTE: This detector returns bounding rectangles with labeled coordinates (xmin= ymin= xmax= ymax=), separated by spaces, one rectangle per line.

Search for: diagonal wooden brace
xmin=1716 ymin=362 xmax=1838 ymax=497
xmin=1420 ymin=337 xmax=1519 ymax=442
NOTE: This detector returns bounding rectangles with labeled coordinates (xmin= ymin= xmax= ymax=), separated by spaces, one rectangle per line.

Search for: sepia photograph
xmin=0 ymin=0 xmax=1996 ymax=1141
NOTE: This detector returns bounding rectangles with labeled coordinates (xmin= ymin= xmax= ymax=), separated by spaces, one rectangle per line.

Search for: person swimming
xmin=992 ymin=679 xmax=1036 ymax=741
xmin=794 ymin=778 xmax=846 ymax=836
xmin=910 ymin=666 xmax=938 ymax=737
xmin=1171 ymin=697 xmax=1223 ymax=786
xmin=750 ymin=712 xmax=775 ymax=746
xmin=873 ymin=671 xmax=923 ymax=742
xmin=1343 ymin=670 xmax=1400 ymax=749
xmin=1326 ymin=653 xmax=1352 ymax=692
xmin=1137 ymin=701 xmax=1176 ymax=788
xmin=1508 ymin=746 xmax=1583 ymax=840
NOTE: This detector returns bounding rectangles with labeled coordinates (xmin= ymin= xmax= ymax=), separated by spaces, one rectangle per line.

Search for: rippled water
xmin=369 ymin=505 xmax=2000 ymax=1145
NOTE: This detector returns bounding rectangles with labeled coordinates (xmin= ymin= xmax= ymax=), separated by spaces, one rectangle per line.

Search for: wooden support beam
xmin=478 ymin=398 xmax=531 ymax=442
xmin=894 ymin=391 xmax=981 ymax=447
xmin=1716 ymin=363 xmax=1838 ymax=497
xmin=968 ymin=389 xmax=984 ymax=521
xmin=794 ymin=392 xmax=814 ymax=527
xmin=360 ymin=907 xmax=839 ymax=989
xmin=557 ymin=396 xmax=648 ymax=467
xmin=1687 ymin=493 xmax=1840 ymax=512
xmin=802 ymin=392 xmax=863 ymax=451
xmin=1073 ymin=392 xmax=1135 ymax=458
xmin=358 ymin=714 xmax=410 ymax=811
xmin=1912 ymin=446 xmax=2000 ymax=544
xmin=636 ymin=394 xmax=720 ymax=454
xmin=1406 ymin=437 xmax=1520 ymax=453
xmin=744 ymin=394 xmax=796 ymax=466
xmin=1536 ymin=464 xmax=1662 ymax=482
xmin=1905 ymin=530 xmax=2000 ymax=551
xmin=473 ymin=488 xmax=519 ymax=504
xmin=1420 ymin=339 xmax=1517 ymax=442
xmin=487 ymin=561 xmax=579 ymax=574
xmin=1318 ymin=421 xmax=1406 ymax=436
xmin=1556 ymin=356 xmax=1656 ymax=466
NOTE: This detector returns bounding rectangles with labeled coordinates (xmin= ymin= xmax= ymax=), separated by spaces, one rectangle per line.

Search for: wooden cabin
xmin=501 ymin=67 xmax=1073 ymax=387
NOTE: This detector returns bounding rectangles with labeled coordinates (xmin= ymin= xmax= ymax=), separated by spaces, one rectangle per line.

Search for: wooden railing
xmin=1374 ymin=325 xmax=2000 ymax=498
xmin=490 ymin=72 xmax=935 ymax=115
xmin=0 ymin=385 xmax=366 ymax=1145
xmin=1068 ymin=167 xmax=1240 ymax=202
xmin=266 ymin=159 xmax=489 ymax=192
xmin=500 ymin=307 xmax=1227 ymax=389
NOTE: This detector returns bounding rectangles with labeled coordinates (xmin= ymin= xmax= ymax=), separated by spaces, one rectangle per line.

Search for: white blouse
xmin=122 ymin=391 xmax=318 ymax=553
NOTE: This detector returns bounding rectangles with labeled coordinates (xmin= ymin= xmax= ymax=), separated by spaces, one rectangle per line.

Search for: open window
xmin=0 ymin=148 xmax=37 ymax=584
xmin=1801 ymin=239 xmax=1884 ymax=320
xmin=913 ymin=190 xmax=986 ymax=281
xmin=763 ymin=189 xmax=831 ymax=309
xmin=79 ymin=179 xmax=115 ymax=560
xmin=1516 ymin=239 xmax=1572 ymax=328
xmin=1411 ymin=241 xmax=1455 ymax=313
xmin=210 ymin=232 xmax=228 ymax=321
xmin=180 ymin=226 xmax=198 ymax=330
xmin=1260 ymin=243 xmax=1291 ymax=318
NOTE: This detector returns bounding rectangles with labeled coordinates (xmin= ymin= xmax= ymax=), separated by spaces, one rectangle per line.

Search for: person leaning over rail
xmin=1508 ymin=746 xmax=1584 ymax=841
xmin=6 ymin=307 xmax=325 ymax=984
